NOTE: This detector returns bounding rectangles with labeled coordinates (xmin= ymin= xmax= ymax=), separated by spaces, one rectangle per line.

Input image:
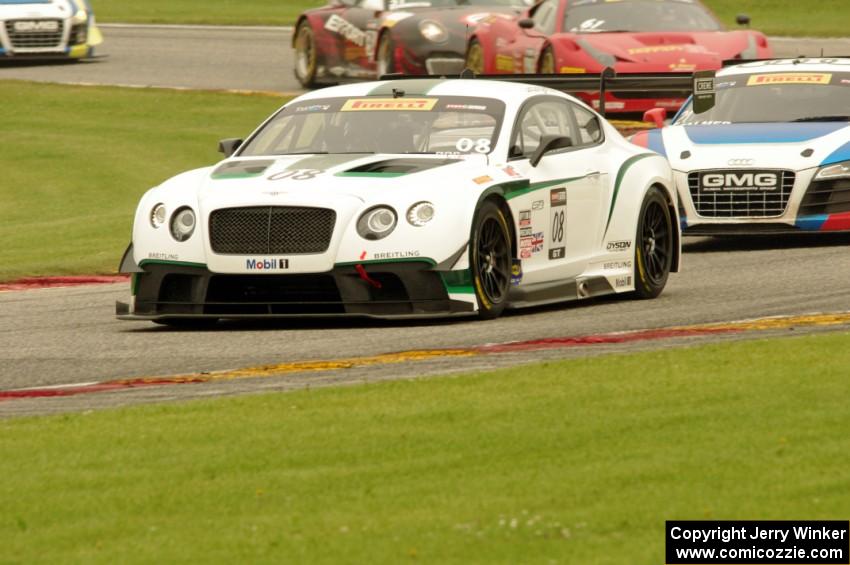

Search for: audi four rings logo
xmin=728 ymin=158 xmax=755 ymax=166
xmin=701 ymin=172 xmax=778 ymax=190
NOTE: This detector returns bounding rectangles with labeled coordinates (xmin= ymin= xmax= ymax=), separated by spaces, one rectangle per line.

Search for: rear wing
xmin=380 ymin=67 xmax=717 ymax=117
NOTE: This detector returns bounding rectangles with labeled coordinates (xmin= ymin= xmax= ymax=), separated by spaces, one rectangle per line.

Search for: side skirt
xmin=506 ymin=276 xmax=616 ymax=310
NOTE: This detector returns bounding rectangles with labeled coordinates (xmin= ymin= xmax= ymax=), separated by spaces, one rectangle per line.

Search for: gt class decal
xmin=549 ymin=188 xmax=566 ymax=260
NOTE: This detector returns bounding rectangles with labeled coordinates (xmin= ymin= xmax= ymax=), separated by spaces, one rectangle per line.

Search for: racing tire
xmin=376 ymin=34 xmax=396 ymax=77
xmin=466 ymin=39 xmax=485 ymax=75
xmin=293 ymin=21 xmax=319 ymax=88
xmin=471 ymin=200 xmax=512 ymax=319
xmin=633 ymin=187 xmax=673 ymax=299
xmin=153 ymin=318 xmax=219 ymax=329
xmin=538 ymin=46 xmax=556 ymax=74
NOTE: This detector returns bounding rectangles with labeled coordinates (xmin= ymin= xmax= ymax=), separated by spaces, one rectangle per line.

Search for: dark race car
xmin=466 ymin=0 xmax=772 ymax=114
xmin=293 ymin=0 xmax=530 ymax=88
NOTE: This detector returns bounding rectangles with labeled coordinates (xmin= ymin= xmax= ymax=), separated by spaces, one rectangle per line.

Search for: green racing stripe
xmin=604 ymin=153 xmax=656 ymax=236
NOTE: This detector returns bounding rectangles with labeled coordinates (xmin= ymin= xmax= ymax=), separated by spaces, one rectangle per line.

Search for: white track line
xmin=10 ymin=381 xmax=101 ymax=392
xmin=99 ymin=23 xmax=293 ymax=33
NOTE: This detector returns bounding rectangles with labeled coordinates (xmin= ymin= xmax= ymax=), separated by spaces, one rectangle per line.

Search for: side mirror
xmin=529 ymin=135 xmax=572 ymax=167
xmin=736 ymin=13 xmax=751 ymax=27
xmin=643 ymin=108 xmax=667 ymax=129
xmin=218 ymin=138 xmax=243 ymax=157
xmin=518 ymin=18 xmax=535 ymax=30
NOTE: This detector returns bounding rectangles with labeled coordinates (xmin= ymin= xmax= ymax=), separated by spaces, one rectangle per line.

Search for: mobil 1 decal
xmin=549 ymin=188 xmax=566 ymax=260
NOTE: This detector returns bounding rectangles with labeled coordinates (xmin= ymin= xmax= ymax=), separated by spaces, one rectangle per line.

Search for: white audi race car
xmin=632 ymin=58 xmax=850 ymax=234
xmin=117 ymin=77 xmax=680 ymax=324
xmin=0 ymin=0 xmax=101 ymax=60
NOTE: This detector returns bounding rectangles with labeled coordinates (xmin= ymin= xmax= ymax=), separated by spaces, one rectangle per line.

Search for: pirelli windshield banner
xmin=718 ymin=71 xmax=850 ymax=90
xmin=284 ymin=96 xmax=505 ymax=118
xmin=666 ymin=521 xmax=849 ymax=564
xmin=340 ymin=98 xmax=439 ymax=112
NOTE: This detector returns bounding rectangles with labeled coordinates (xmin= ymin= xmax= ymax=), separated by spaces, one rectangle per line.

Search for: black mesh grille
xmin=5 ymin=20 xmax=64 ymax=49
xmin=205 ymin=275 xmax=344 ymax=315
xmin=209 ymin=206 xmax=336 ymax=255
xmin=688 ymin=170 xmax=795 ymax=218
xmin=799 ymin=179 xmax=850 ymax=216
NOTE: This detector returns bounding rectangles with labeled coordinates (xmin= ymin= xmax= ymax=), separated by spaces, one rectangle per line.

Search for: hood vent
xmin=339 ymin=158 xmax=460 ymax=177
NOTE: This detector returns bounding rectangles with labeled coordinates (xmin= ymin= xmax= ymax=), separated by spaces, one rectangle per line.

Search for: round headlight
xmin=357 ymin=206 xmax=397 ymax=240
xmin=170 ymin=207 xmax=196 ymax=242
xmin=150 ymin=203 xmax=167 ymax=228
xmin=419 ymin=20 xmax=448 ymax=43
xmin=407 ymin=201 xmax=435 ymax=227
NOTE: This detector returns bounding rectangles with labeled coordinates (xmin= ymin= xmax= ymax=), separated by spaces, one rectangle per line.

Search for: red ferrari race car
xmin=292 ymin=0 xmax=531 ymax=88
xmin=466 ymin=0 xmax=772 ymax=114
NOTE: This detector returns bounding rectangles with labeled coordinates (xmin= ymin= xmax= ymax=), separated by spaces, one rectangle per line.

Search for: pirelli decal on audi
xmin=341 ymin=99 xmax=438 ymax=112
xmin=747 ymin=73 xmax=832 ymax=86
xmin=700 ymin=171 xmax=779 ymax=191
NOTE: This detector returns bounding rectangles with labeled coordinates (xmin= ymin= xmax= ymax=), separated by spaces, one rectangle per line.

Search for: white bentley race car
xmin=117 ymin=78 xmax=680 ymax=324
xmin=0 ymin=0 xmax=101 ymax=60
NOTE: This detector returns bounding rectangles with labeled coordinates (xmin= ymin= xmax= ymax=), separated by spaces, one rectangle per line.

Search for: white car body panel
xmin=0 ymin=0 xmax=101 ymax=58
xmin=636 ymin=58 xmax=850 ymax=234
xmin=119 ymin=79 xmax=679 ymax=320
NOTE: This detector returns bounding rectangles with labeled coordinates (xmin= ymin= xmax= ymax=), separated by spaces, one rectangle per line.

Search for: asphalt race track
xmin=4 ymin=233 xmax=850 ymax=417
xmin=0 ymin=25 xmax=848 ymax=94
xmin=3 ymin=26 xmax=850 ymax=416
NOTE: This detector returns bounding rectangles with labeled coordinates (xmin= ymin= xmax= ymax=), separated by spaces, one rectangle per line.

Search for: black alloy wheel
xmin=634 ymin=187 xmax=673 ymax=298
xmin=471 ymin=201 xmax=512 ymax=319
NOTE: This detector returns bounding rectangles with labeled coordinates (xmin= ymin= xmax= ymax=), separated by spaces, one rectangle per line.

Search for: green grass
xmin=704 ymin=0 xmax=849 ymax=37
xmin=0 ymin=82 xmax=285 ymax=282
xmin=2 ymin=332 xmax=849 ymax=563
xmin=89 ymin=0 xmax=849 ymax=36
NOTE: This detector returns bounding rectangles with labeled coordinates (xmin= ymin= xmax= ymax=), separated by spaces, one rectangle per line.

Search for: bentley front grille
xmin=5 ymin=20 xmax=64 ymax=49
xmin=209 ymin=206 xmax=336 ymax=255
xmin=688 ymin=170 xmax=795 ymax=218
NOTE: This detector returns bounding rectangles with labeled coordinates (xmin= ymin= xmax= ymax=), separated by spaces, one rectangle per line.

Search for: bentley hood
xmin=134 ymin=153 xmax=494 ymax=274
xmin=195 ymin=153 xmax=481 ymax=204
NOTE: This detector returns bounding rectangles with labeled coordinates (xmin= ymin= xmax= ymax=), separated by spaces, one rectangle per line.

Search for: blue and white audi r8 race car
xmin=0 ymin=0 xmax=101 ymax=60
xmin=117 ymin=78 xmax=680 ymax=325
xmin=632 ymin=58 xmax=850 ymax=234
